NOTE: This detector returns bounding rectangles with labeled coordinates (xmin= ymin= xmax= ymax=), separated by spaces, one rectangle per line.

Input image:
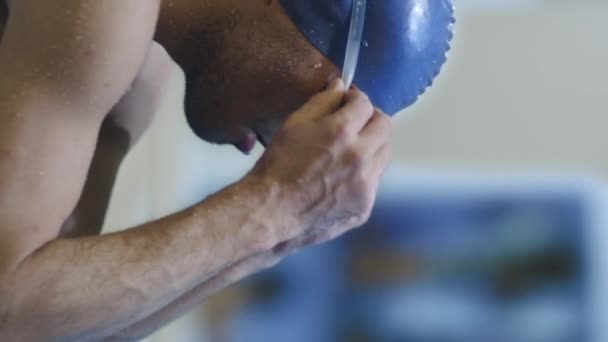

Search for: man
xmin=0 ymin=0 xmax=452 ymax=340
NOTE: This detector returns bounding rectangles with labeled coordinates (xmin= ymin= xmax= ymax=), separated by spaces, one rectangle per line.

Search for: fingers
xmin=328 ymin=88 xmax=375 ymax=134
xmin=284 ymin=81 xmax=382 ymax=143
xmin=359 ymin=109 xmax=393 ymax=154
xmin=284 ymin=78 xmax=346 ymax=128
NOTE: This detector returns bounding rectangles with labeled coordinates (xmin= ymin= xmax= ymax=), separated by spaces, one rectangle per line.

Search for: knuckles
xmin=376 ymin=112 xmax=393 ymax=132
xmin=351 ymin=91 xmax=374 ymax=113
xmin=344 ymin=147 xmax=367 ymax=170
xmin=328 ymin=120 xmax=353 ymax=142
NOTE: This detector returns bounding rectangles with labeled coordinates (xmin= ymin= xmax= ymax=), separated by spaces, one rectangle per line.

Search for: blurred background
xmin=102 ymin=1 xmax=608 ymax=341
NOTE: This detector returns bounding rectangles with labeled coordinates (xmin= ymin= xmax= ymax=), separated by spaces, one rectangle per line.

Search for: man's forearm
xmin=0 ymin=178 xmax=295 ymax=341
xmin=110 ymin=236 xmax=313 ymax=340
xmin=109 ymin=251 xmax=282 ymax=341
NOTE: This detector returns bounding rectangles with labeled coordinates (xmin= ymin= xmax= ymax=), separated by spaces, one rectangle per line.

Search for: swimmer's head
xmin=158 ymin=0 xmax=454 ymax=154
xmin=157 ymin=0 xmax=339 ymax=154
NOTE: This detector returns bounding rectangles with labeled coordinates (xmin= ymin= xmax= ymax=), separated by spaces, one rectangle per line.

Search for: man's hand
xmin=248 ymin=79 xmax=393 ymax=249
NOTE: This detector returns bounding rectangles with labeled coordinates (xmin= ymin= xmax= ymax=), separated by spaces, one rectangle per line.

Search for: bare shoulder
xmin=0 ymin=0 xmax=161 ymax=116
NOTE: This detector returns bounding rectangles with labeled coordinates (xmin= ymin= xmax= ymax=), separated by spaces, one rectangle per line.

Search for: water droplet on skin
xmin=313 ymin=63 xmax=323 ymax=69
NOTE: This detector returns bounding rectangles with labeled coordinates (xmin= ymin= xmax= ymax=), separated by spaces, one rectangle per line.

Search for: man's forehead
xmin=280 ymin=0 xmax=455 ymax=116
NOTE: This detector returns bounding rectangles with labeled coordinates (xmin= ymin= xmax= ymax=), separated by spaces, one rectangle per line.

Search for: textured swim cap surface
xmin=280 ymin=0 xmax=455 ymax=115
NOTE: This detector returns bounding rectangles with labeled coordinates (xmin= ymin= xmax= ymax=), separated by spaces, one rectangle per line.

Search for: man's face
xmin=162 ymin=1 xmax=339 ymax=154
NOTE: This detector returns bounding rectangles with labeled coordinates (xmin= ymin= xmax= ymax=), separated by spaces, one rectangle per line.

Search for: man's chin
xmin=184 ymin=110 xmax=272 ymax=154
xmin=184 ymin=110 xmax=229 ymax=147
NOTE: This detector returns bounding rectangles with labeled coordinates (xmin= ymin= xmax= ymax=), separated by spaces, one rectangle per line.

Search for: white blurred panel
xmin=394 ymin=3 xmax=608 ymax=174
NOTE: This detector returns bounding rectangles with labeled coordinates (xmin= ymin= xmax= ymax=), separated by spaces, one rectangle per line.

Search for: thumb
xmin=283 ymin=78 xmax=346 ymax=129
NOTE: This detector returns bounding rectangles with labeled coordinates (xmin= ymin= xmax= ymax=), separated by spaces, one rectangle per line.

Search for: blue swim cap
xmin=280 ymin=0 xmax=455 ymax=115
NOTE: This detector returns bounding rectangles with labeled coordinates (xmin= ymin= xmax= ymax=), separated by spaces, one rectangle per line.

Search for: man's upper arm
xmin=0 ymin=0 xmax=156 ymax=267
xmin=0 ymin=77 xmax=102 ymax=270
xmin=0 ymin=0 xmax=163 ymax=259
